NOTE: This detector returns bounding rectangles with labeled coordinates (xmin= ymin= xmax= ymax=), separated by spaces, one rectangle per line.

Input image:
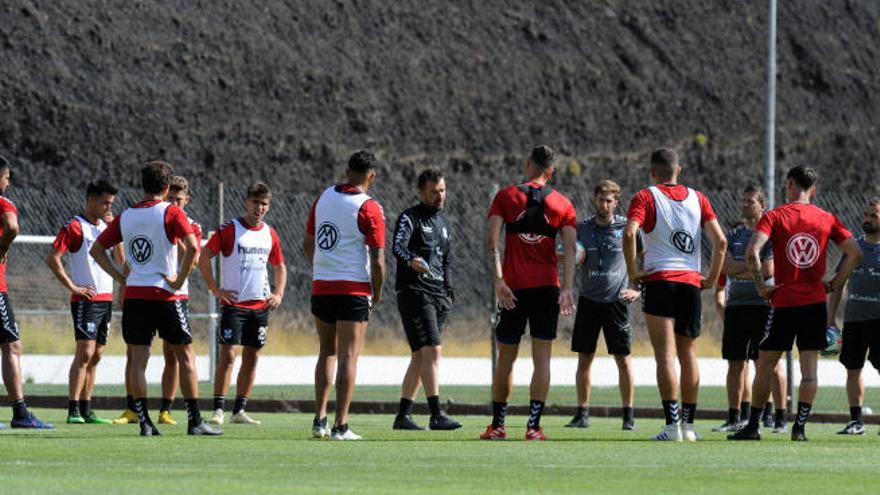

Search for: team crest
xmin=221 ymin=328 xmax=234 ymax=342
xmin=514 ymin=211 xmax=551 ymax=244
xmin=129 ymin=235 xmax=153 ymax=264
xmin=670 ymin=229 xmax=695 ymax=254
xmin=786 ymin=233 xmax=819 ymax=268
xmin=316 ymin=222 xmax=340 ymax=252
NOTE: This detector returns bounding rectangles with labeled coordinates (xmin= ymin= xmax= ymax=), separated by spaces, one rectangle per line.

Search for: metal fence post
xmin=208 ymin=181 xmax=224 ymax=379
xmin=489 ymin=184 xmax=499 ymax=380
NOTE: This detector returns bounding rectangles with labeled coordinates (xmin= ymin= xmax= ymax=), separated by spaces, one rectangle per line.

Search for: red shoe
xmin=480 ymin=424 xmax=507 ymax=440
xmin=525 ymin=427 xmax=548 ymax=441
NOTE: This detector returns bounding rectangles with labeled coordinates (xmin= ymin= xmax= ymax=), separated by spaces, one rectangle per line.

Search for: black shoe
xmin=622 ymin=417 xmax=635 ymax=431
xmin=139 ymin=422 xmax=161 ymax=437
xmin=791 ymin=428 xmax=808 ymax=442
xmin=762 ymin=414 xmax=775 ymax=429
xmin=188 ymin=420 xmax=223 ymax=436
xmin=837 ymin=420 xmax=865 ymax=435
xmin=429 ymin=412 xmax=462 ymax=431
xmin=565 ymin=414 xmax=590 ymax=428
xmin=727 ymin=427 xmax=760 ymax=441
xmin=392 ymin=414 xmax=425 ymax=430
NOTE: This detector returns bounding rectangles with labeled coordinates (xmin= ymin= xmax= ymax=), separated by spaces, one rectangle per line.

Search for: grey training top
xmin=725 ymin=224 xmax=773 ymax=307
xmin=577 ymin=215 xmax=642 ymax=304
xmin=844 ymin=237 xmax=880 ymax=323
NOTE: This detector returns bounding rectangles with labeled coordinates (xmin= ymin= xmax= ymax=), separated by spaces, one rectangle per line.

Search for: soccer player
xmin=46 ymin=179 xmax=121 ymax=425
xmin=712 ymin=185 xmax=788 ymax=433
xmin=0 ymin=155 xmax=53 ymax=429
xmin=200 ymin=182 xmax=286 ymax=426
xmin=624 ymin=148 xmax=727 ymax=442
xmin=91 ymin=161 xmax=221 ymax=436
xmin=482 ymin=145 xmax=577 ymax=441
xmin=304 ymin=151 xmax=385 ymax=440
xmin=729 ymin=165 xmax=861 ymax=441
xmin=391 ymin=168 xmax=461 ymax=431
xmin=564 ymin=180 xmax=641 ymax=431
xmin=827 ymin=198 xmax=880 ymax=435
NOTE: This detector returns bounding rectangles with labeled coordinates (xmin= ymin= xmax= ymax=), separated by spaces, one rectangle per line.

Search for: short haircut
xmin=141 ymin=161 xmax=174 ymax=194
xmin=868 ymin=198 xmax=880 ymax=209
xmin=743 ymin=184 xmax=766 ymax=207
xmin=246 ymin=182 xmax=271 ymax=199
xmin=0 ymin=155 xmax=9 ymax=171
xmin=786 ymin=165 xmax=818 ymax=190
xmin=529 ymin=145 xmax=555 ymax=169
xmin=86 ymin=179 xmax=118 ymax=198
xmin=348 ymin=150 xmax=377 ymax=173
xmin=650 ymin=148 xmax=678 ymax=179
xmin=594 ymin=179 xmax=621 ymax=199
xmin=417 ymin=168 xmax=444 ymax=189
xmin=169 ymin=175 xmax=189 ymax=194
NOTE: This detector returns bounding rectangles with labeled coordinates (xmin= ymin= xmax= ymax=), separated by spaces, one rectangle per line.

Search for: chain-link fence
xmin=3 ymin=181 xmax=876 ymax=413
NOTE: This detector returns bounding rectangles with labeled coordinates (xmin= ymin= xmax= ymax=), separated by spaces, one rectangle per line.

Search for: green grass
xmin=13 ymin=384 xmax=877 ymax=413
xmin=0 ymin=410 xmax=877 ymax=494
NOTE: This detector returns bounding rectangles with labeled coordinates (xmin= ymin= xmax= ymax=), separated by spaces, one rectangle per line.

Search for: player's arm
xmin=623 ymin=219 xmax=645 ymax=285
xmin=393 ymin=213 xmax=427 ymax=273
xmin=826 ymin=280 xmax=846 ymax=328
xmin=45 ymin=248 xmax=95 ymax=299
xmin=745 ymin=231 xmax=774 ymax=300
xmin=197 ymin=245 xmax=236 ymax=305
xmin=714 ymin=285 xmax=725 ymax=317
xmin=559 ymin=225 xmax=577 ymax=315
xmin=442 ymin=232 xmax=453 ymax=302
xmin=701 ymin=219 xmax=727 ymax=289
xmin=0 ymin=211 xmax=19 ymax=263
xmin=266 ymin=261 xmax=287 ymax=310
xmin=487 ymin=214 xmax=515 ymax=310
xmin=163 ymin=233 xmax=198 ymax=290
xmin=369 ymin=246 xmax=385 ymax=306
xmin=826 ymin=237 xmax=863 ymax=294
xmin=724 ymin=257 xmax=749 ymax=277
xmin=303 ymin=234 xmax=315 ymax=266
xmin=90 ymin=241 xmax=126 ymax=284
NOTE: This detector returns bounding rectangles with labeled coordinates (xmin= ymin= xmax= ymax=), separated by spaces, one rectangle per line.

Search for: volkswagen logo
xmin=786 ymin=233 xmax=820 ymax=268
xmin=316 ymin=222 xmax=340 ymax=251
xmin=670 ymin=229 xmax=695 ymax=254
xmin=129 ymin=236 xmax=153 ymax=264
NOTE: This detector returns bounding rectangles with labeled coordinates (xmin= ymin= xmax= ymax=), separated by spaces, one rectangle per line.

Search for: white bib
xmin=120 ymin=202 xmax=177 ymax=292
xmin=221 ymin=218 xmax=273 ymax=301
xmin=642 ymin=186 xmax=702 ymax=274
xmin=312 ymin=186 xmax=371 ymax=283
xmin=68 ymin=216 xmax=114 ymax=295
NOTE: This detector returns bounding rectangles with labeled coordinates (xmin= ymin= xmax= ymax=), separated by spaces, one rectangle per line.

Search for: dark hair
xmin=786 ymin=165 xmax=818 ymax=190
xmin=529 ymin=145 xmax=556 ymax=169
xmin=0 ymin=155 xmax=9 ymax=171
xmin=86 ymin=179 xmax=118 ymax=198
xmin=348 ymin=150 xmax=377 ymax=173
xmin=650 ymin=148 xmax=678 ymax=180
xmin=417 ymin=168 xmax=444 ymax=189
xmin=246 ymin=182 xmax=271 ymax=199
xmin=169 ymin=175 xmax=189 ymax=194
xmin=141 ymin=161 xmax=175 ymax=194
xmin=743 ymin=184 xmax=766 ymax=207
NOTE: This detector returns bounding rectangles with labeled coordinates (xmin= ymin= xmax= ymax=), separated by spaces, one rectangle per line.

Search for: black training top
xmin=392 ymin=203 xmax=452 ymax=298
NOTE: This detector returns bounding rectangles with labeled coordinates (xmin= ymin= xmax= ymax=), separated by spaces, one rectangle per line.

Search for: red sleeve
xmin=192 ymin=222 xmax=203 ymax=247
xmin=561 ymin=198 xmax=577 ymax=228
xmin=488 ymin=189 xmax=509 ymax=220
xmin=357 ymin=199 xmax=385 ymax=248
xmin=96 ymin=216 xmax=123 ymax=247
xmin=164 ymin=205 xmax=194 ymax=243
xmin=0 ymin=198 xmax=17 ymax=216
xmin=755 ymin=211 xmax=774 ymax=236
xmin=205 ymin=222 xmax=235 ymax=257
xmin=830 ymin=215 xmax=853 ymax=244
xmin=627 ymin=189 xmax=655 ymax=231
xmin=718 ymin=272 xmax=727 ymax=288
xmin=268 ymin=227 xmax=284 ymax=265
xmin=697 ymin=192 xmax=717 ymax=223
xmin=306 ymin=198 xmax=318 ymax=236
xmin=52 ymin=220 xmax=84 ymax=254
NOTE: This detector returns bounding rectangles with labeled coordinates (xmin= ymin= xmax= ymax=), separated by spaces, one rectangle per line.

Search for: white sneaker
xmin=772 ymin=423 xmax=788 ymax=434
xmin=312 ymin=417 xmax=330 ymax=439
xmin=652 ymin=423 xmax=683 ymax=441
xmin=231 ymin=411 xmax=261 ymax=425
xmin=683 ymin=423 xmax=700 ymax=442
xmin=330 ymin=426 xmax=362 ymax=441
xmin=208 ymin=409 xmax=225 ymax=425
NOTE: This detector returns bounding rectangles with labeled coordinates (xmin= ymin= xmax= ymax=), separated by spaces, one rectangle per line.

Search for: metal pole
xmin=208 ymin=182 xmax=224 ymax=379
xmin=489 ymin=184 xmax=500 ymax=382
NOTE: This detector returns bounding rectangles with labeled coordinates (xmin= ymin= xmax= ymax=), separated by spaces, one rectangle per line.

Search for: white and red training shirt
xmin=0 ymin=197 xmax=17 ymax=293
xmin=307 ymin=184 xmax=385 ymax=296
xmin=96 ymin=200 xmax=193 ymax=301
xmin=52 ymin=215 xmax=114 ymax=303
xmin=204 ymin=218 xmax=283 ymax=309
xmin=627 ymin=184 xmax=717 ymax=288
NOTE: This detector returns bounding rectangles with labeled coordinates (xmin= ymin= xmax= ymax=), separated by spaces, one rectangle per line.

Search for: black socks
xmin=213 ymin=396 xmax=226 ymax=411
xmin=427 ymin=395 xmax=441 ymax=417
xmin=398 ymin=398 xmax=414 ymax=416
xmin=233 ymin=396 xmax=248 ymax=415
xmin=527 ymin=400 xmax=545 ymax=429
xmin=185 ymin=399 xmax=203 ymax=426
xmin=491 ymin=401 xmax=508 ymax=428
xmin=160 ymin=398 xmax=173 ymax=413
xmin=662 ymin=400 xmax=680 ymax=425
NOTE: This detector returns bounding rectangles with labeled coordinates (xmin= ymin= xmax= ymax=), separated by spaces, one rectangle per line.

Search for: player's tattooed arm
xmin=746 ymin=231 xmax=771 ymax=299
xmin=369 ymin=246 xmax=385 ymax=306
xmin=826 ymin=237 xmax=863 ymax=294
xmin=558 ymin=225 xmax=577 ymax=315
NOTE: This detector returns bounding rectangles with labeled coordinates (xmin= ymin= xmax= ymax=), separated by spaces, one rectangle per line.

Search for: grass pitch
xmin=0 ymin=410 xmax=877 ymax=494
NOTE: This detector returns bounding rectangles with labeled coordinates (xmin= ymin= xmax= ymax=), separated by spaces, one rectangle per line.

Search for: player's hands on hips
xmin=699 ymin=276 xmax=716 ymax=290
xmin=558 ymin=289 xmax=575 ymax=316
xmin=410 ymin=257 xmax=430 ymax=274
xmin=495 ymin=279 xmax=517 ymax=310
xmin=619 ymin=288 xmax=640 ymax=304
xmin=212 ymin=288 xmax=238 ymax=305
xmin=265 ymin=292 xmax=283 ymax=310
xmin=628 ymin=269 xmax=648 ymax=284
xmin=759 ymin=283 xmax=782 ymax=302
xmin=163 ymin=272 xmax=187 ymax=291
xmin=72 ymin=285 xmax=96 ymax=300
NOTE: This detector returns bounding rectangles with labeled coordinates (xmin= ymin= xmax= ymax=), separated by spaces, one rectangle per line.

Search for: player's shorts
xmin=397 ymin=290 xmax=452 ymax=352
xmin=839 ymin=320 xmax=880 ymax=370
xmin=641 ymin=281 xmax=702 ymax=338
xmin=0 ymin=292 xmax=20 ymax=344
xmin=311 ymin=294 xmax=371 ymax=324
xmin=495 ymin=286 xmax=559 ymax=345
xmin=722 ymin=305 xmax=771 ymax=361
xmin=571 ymin=298 xmax=631 ymax=355
xmin=218 ymin=305 xmax=269 ymax=349
xmin=759 ymin=302 xmax=826 ymax=352
xmin=122 ymin=299 xmax=193 ymax=346
xmin=71 ymin=300 xmax=112 ymax=346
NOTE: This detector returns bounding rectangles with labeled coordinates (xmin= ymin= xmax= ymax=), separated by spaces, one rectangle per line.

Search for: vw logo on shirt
xmin=129 ymin=236 xmax=153 ymax=264
xmin=316 ymin=222 xmax=340 ymax=251
xmin=786 ymin=233 xmax=820 ymax=268
xmin=670 ymin=229 xmax=695 ymax=254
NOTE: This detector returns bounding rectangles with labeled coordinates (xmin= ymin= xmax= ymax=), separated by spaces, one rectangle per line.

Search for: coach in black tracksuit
xmin=391 ymin=168 xmax=461 ymax=431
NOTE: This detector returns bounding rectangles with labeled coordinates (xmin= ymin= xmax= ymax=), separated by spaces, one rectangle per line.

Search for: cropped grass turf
xmin=0 ymin=410 xmax=877 ymax=494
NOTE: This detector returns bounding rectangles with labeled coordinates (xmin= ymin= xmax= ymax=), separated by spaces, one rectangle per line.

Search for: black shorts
xmin=71 ymin=300 xmax=112 ymax=346
xmin=495 ymin=286 xmax=559 ymax=345
xmin=839 ymin=320 xmax=880 ymax=370
xmin=722 ymin=305 xmax=771 ymax=361
xmin=122 ymin=299 xmax=193 ymax=346
xmin=0 ymin=292 xmax=19 ymax=344
xmin=397 ymin=291 xmax=452 ymax=352
xmin=571 ymin=298 xmax=632 ymax=355
xmin=759 ymin=302 xmax=826 ymax=352
xmin=311 ymin=295 xmax=371 ymax=324
xmin=642 ymin=281 xmax=702 ymax=338
xmin=219 ymin=305 xmax=269 ymax=349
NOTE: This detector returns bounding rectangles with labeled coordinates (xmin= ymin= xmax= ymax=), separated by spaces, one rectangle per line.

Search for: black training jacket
xmin=392 ymin=203 xmax=452 ymax=298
